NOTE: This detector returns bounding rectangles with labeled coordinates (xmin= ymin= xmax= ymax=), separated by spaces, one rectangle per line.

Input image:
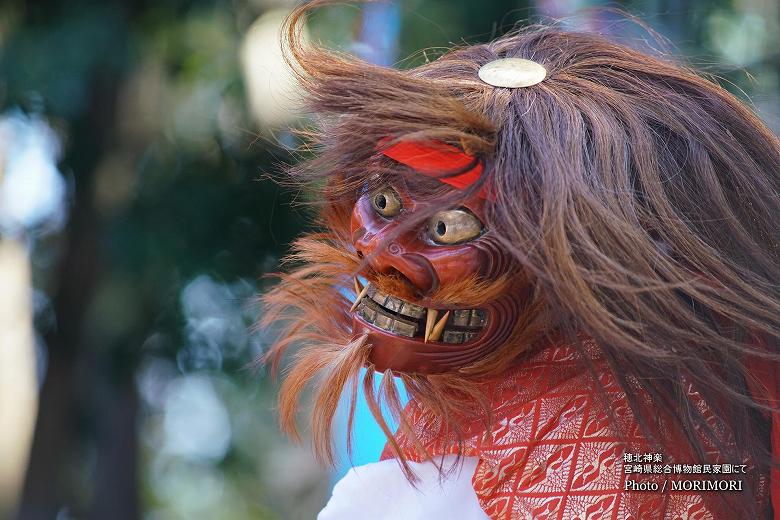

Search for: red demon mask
xmin=349 ymin=140 xmax=524 ymax=374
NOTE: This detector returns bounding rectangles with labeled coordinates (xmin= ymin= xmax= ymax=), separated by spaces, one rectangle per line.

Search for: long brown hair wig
xmin=260 ymin=2 xmax=780 ymax=517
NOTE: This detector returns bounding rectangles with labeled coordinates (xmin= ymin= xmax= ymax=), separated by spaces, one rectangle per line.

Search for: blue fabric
xmin=333 ymin=369 xmax=409 ymax=484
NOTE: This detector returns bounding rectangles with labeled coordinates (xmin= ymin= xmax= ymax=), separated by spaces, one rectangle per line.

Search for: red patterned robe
xmin=381 ymin=337 xmax=771 ymax=519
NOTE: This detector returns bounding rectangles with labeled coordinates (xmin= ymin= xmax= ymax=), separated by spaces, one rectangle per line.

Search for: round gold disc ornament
xmin=478 ymin=58 xmax=547 ymax=88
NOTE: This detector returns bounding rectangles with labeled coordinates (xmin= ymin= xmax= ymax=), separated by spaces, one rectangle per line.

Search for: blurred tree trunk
xmin=90 ymin=381 xmax=139 ymax=520
xmin=16 ymin=3 xmax=139 ymax=517
xmin=16 ymin=95 xmax=109 ymax=519
xmin=17 ymin=151 xmax=106 ymax=519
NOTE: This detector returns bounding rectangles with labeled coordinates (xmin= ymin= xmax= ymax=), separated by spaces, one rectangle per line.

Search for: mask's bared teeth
xmin=383 ymin=295 xmax=404 ymax=313
xmin=424 ymin=308 xmax=439 ymax=343
xmin=398 ymin=300 xmax=425 ymax=319
xmin=350 ymin=282 xmax=370 ymax=312
xmin=451 ymin=309 xmax=471 ymax=327
xmin=427 ymin=311 xmax=450 ymax=342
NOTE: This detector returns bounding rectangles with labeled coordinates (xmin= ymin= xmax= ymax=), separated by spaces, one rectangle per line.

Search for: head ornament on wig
xmin=477 ymin=57 xmax=547 ymax=88
xmin=260 ymin=1 xmax=780 ymax=516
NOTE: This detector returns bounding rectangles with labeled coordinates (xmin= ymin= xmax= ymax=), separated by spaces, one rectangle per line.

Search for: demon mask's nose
xmin=354 ymin=231 xmax=437 ymax=295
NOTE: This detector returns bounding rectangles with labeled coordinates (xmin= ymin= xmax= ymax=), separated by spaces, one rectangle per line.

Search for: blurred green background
xmin=0 ymin=0 xmax=777 ymax=519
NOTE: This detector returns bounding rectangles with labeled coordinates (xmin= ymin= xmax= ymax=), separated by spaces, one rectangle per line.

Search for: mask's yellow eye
xmin=370 ymin=187 xmax=402 ymax=218
xmin=428 ymin=209 xmax=484 ymax=245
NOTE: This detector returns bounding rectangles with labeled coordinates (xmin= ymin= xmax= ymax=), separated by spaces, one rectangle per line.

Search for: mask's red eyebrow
xmin=378 ymin=139 xmax=488 ymax=198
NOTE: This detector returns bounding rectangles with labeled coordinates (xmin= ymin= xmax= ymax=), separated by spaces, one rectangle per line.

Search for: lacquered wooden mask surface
xmin=350 ymin=183 xmax=523 ymax=374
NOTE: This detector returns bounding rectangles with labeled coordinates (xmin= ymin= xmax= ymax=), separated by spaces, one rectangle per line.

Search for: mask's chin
xmin=351 ymin=282 xmax=517 ymax=374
